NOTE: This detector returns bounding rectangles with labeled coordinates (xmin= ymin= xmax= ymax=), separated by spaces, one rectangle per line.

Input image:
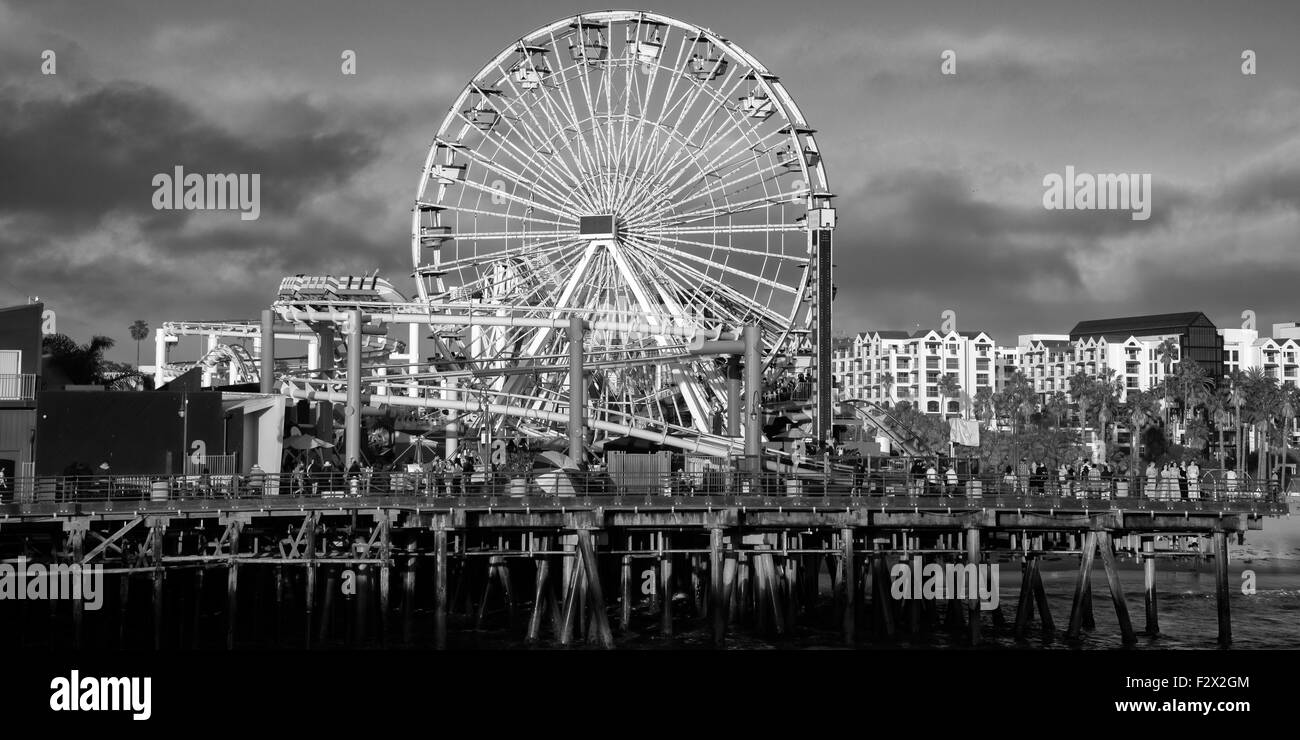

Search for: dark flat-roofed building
xmin=1068 ymin=311 xmax=1224 ymax=380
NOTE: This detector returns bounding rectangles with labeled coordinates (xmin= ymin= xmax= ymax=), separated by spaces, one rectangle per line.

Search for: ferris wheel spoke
xmin=453 ymin=122 xmax=587 ymax=219
xmin=546 ymin=50 xmax=610 ymax=208
xmin=619 ymin=80 xmax=756 ymax=218
xmin=639 ymin=124 xmax=789 ymax=212
xmin=539 ymin=64 xmax=613 ymax=210
xmin=630 ymin=186 xmax=808 ymax=230
xmin=487 ymin=119 xmax=602 ymax=214
xmin=423 ymin=201 xmax=572 ymax=230
xmin=629 ymin=223 xmax=804 ymax=241
xmin=639 ymin=82 xmax=754 ymax=201
xmin=669 ymin=158 xmax=793 ymax=211
xmin=630 ymin=119 xmax=786 ymax=222
xmin=622 ymin=37 xmax=693 ymax=193
xmin=636 ymin=64 xmax=746 ymax=202
xmin=490 ymin=72 xmax=603 ymax=215
xmin=628 ymin=198 xmax=784 ymax=230
xmin=625 ymin=246 xmax=785 ymax=329
xmin=458 ymin=96 xmax=594 ymax=209
xmin=449 ymin=173 xmax=580 ymax=222
xmin=571 ymin=58 xmax=613 ymax=199
xmin=423 ymin=237 xmax=584 ymax=274
xmin=620 ymin=247 xmax=735 ymax=326
xmin=620 ymin=231 xmax=797 ymax=298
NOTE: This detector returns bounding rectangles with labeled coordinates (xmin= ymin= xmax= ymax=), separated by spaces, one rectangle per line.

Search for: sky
xmin=1 ymin=0 xmax=1297 ymax=364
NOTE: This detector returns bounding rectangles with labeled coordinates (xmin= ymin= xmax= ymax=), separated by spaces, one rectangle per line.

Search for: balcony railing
xmin=0 ymin=373 xmax=36 ymax=401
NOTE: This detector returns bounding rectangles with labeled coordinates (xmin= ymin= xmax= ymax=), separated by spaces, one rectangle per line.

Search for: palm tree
xmin=1155 ymin=337 xmax=1180 ymax=426
xmin=1125 ymin=389 xmax=1157 ymax=494
xmin=937 ymin=373 xmax=962 ymax=420
xmin=128 ymin=320 xmax=150 ymax=368
xmin=1228 ymin=371 xmax=1247 ymax=474
xmin=1241 ymin=368 xmax=1277 ymax=483
xmin=973 ymin=386 xmax=995 ymax=429
xmin=876 ymin=372 xmax=894 ymax=408
xmin=1173 ymin=359 xmax=1212 ymax=429
xmin=1068 ymin=371 xmax=1094 ymax=443
xmin=1092 ymin=370 xmax=1122 ymax=462
xmin=42 ymin=333 xmax=117 ymax=386
xmin=1277 ymin=384 xmax=1298 ymax=492
xmin=1044 ymin=391 xmax=1070 ymax=430
xmin=1209 ymin=391 xmax=1233 ymax=469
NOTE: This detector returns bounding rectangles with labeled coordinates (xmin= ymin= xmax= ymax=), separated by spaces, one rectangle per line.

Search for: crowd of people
xmin=1141 ymin=459 xmax=1203 ymax=499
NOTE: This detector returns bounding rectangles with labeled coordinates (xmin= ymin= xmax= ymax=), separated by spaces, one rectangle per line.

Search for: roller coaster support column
xmin=259 ymin=309 xmax=275 ymax=394
xmin=345 ymin=309 xmax=363 ymax=467
xmin=315 ymin=326 xmax=334 ymax=443
xmin=689 ymin=327 xmax=763 ymax=479
xmin=569 ymin=315 xmax=585 ymax=463
xmin=202 ymin=333 xmax=219 ymax=387
xmin=153 ymin=327 xmax=168 ymax=389
xmin=745 ymin=325 xmax=762 ymax=480
xmin=726 ymin=356 xmax=742 ymax=437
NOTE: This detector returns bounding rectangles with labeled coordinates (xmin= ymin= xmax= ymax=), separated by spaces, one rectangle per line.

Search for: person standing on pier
xmin=305 ymin=454 xmax=319 ymax=495
xmin=1187 ymin=459 xmax=1200 ymax=499
xmin=291 ymin=460 xmax=306 ymax=496
xmin=1145 ymin=460 xmax=1158 ymax=498
xmin=910 ymin=458 xmax=925 ymax=496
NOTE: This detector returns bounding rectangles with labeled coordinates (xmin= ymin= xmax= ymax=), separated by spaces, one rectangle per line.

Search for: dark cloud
xmin=0 ymin=81 xmax=379 ymax=230
xmin=1223 ymin=158 xmax=1300 ymax=216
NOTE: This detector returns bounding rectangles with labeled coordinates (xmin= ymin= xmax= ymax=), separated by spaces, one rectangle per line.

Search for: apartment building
xmin=832 ymin=329 xmax=997 ymax=417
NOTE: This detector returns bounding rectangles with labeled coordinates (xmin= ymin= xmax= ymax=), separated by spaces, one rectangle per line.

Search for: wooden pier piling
xmin=1214 ymin=531 xmax=1231 ymax=646
xmin=966 ymin=527 xmax=981 ymax=646
xmin=841 ymin=527 xmax=855 ymax=644
xmin=576 ymin=529 xmax=613 ymax=648
xmin=434 ymin=528 xmax=448 ymax=650
xmin=226 ymin=521 xmax=242 ymax=650
xmin=1067 ymin=531 xmax=1097 ymax=640
xmin=659 ymin=533 xmax=673 ymax=637
xmin=710 ymin=528 xmax=725 ymax=645
xmin=1095 ymin=531 xmax=1135 ymax=645
xmin=1143 ymin=538 xmax=1158 ymax=636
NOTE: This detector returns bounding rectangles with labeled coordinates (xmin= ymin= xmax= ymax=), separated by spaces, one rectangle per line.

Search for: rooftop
xmin=1069 ymin=311 xmax=1215 ymax=340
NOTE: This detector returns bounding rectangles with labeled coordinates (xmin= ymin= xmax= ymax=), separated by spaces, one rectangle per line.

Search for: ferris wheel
xmin=411 ymin=10 xmax=831 ymax=441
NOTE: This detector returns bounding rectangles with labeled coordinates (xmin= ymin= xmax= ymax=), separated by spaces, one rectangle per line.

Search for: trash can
xmin=150 ymin=479 xmax=170 ymax=502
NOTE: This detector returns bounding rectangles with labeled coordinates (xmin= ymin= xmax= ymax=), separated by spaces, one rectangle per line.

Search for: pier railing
xmin=3 ymin=466 xmax=1290 ymax=507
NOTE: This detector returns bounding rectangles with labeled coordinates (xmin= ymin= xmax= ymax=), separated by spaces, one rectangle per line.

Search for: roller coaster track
xmin=840 ymin=398 xmax=935 ymax=457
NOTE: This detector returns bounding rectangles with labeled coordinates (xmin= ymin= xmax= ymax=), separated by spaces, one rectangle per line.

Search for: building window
xmin=927 ymin=401 xmax=939 ymax=413
xmin=0 ymin=350 xmax=23 ymax=401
